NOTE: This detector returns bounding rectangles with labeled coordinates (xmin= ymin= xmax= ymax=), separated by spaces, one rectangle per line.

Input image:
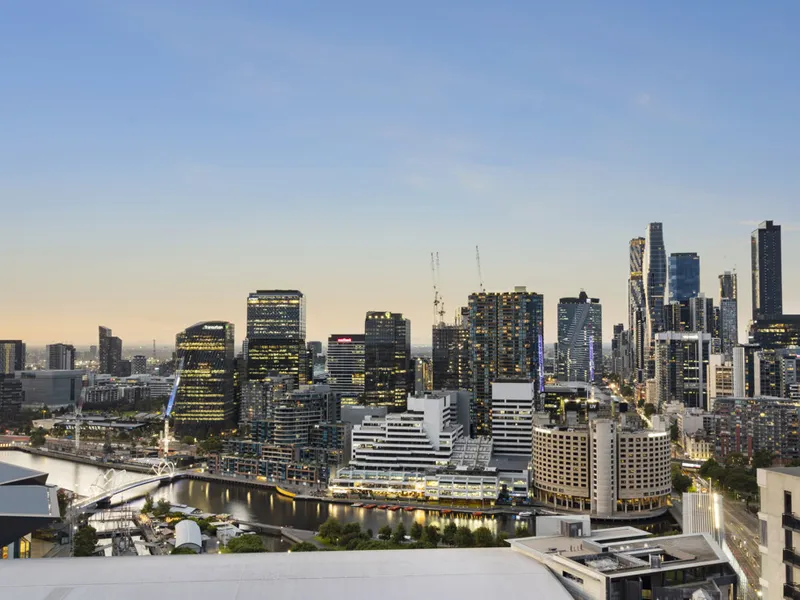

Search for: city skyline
xmin=3 ymin=2 xmax=800 ymax=346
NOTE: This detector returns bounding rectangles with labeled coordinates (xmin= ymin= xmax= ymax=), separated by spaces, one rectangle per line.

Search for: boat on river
xmin=363 ymin=504 xmax=377 ymax=509
xmin=404 ymin=506 xmax=415 ymax=512
xmin=351 ymin=503 xmax=363 ymax=508
xmin=388 ymin=506 xmax=400 ymax=511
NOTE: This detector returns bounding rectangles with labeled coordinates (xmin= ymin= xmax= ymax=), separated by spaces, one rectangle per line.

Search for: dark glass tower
xmin=557 ymin=291 xmax=603 ymax=383
xmin=468 ymin=287 xmax=544 ymax=435
xmin=326 ymin=334 xmax=365 ymax=405
xmin=246 ymin=290 xmax=308 ymax=387
xmin=98 ymin=326 xmax=122 ymax=376
xmin=432 ymin=319 xmax=469 ymax=391
xmin=628 ymin=237 xmax=646 ymax=383
xmin=0 ymin=340 xmax=25 ymax=374
xmin=751 ymin=220 xmax=783 ymax=320
xmin=363 ymin=312 xmax=411 ymax=409
xmin=668 ymin=252 xmax=700 ymax=302
xmin=47 ymin=344 xmax=76 ymax=370
xmin=174 ymin=321 xmax=235 ymax=432
xmin=644 ymin=223 xmax=667 ymax=377
xmin=719 ymin=271 xmax=738 ymax=360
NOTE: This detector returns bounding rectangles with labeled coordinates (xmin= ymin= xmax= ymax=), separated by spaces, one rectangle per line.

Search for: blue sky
xmin=2 ymin=0 xmax=799 ymax=347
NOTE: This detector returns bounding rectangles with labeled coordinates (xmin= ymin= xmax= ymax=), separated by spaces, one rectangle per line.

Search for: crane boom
xmin=476 ymin=245 xmax=485 ymax=293
xmin=162 ymin=358 xmax=184 ymax=457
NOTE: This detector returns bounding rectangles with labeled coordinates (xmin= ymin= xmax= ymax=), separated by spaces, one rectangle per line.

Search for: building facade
xmin=751 ymin=220 xmax=783 ymax=320
xmin=557 ymin=291 xmax=602 ymax=383
xmin=668 ymin=252 xmax=700 ymax=302
xmin=644 ymin=223 xmax=667 ymax=378
xmin=0 ymin=375 xmax=24 ymax=424
xmin=326 ymin=334 xmax=365 ymax=405
xmin=432 ymin=321 xmax=470 ymax=391
xmin=239 ymin=375 xmax=292 ymax=426
xmin=363 ymin=312 xmax=411 ymax=409
xmin=174 ymin=321 xmax=235 ymax=432
xmin=749 ymin=315 xmax=800 ymax=350
xmin=131 ymin=355 xmax=147 ymax=375
xmin=628 ymin=237 xmax=647 ymax=384
xmin=468 ymin=287 xmax=544 ymax=436
xmin=46 ymin=344 xmax=75 ymax=370
xmin=758 ymin=467 xmax=800 ymax=600
xmin=98 ymin=326 xmax=122 ymax=376
xmin=491 ymin=380 xmax=534 ymax=457
xmin=0 ymin=341 xmax=25 ymax=374
xmin=654 ymin=332 xmax=712 ymax=409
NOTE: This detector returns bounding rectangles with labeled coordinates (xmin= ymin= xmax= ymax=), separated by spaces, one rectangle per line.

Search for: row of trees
xmin=698 ymin=452 xmax=769 ymax=499
xmin=305 ymin=517 xmax=511 ymax=552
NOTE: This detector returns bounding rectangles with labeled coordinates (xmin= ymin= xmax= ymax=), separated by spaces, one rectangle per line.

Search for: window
xmin=760 ymin=519 xmax=768 ymax=547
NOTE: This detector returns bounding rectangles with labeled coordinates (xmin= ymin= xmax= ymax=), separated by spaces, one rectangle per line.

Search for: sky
xmin=2 ymin=0 xmax=799 ymax=348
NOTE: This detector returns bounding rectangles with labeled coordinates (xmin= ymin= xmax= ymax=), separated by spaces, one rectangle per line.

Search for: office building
xmin=13 ymin=370 xmax=83 ymax=408
xmin=46 ymin=344 xmax=75 ymax=370
xmin=131 ymin=355 xmax=147 ymax=375
xmin=432 ymin=320 xmax=470 ymax=390
xmin=250 ymin=385 xmax=340 ymax=447
xmin=326 ymin=334 xmax=365 ymax=405
xmin=749 ymin=315 xmax=800 ymax=350
xmin=733 ymin=344 xmax=761 ymax=398
xmin=239 ymin=375 xmax=292 ymax=426
xmin=468 ymin=287 xmax=544 ymax=435
xmin=0 ymin=462 xmax=60 ymax=560
xmin=719 ymin=270 xmax=737 ymax=302
xmin=0 ymin=376 xmax=24 ymax=424
xmin=246 ymin=290 xmax=307 ymax=388
xmin=174 ymin=321 xmax=235 ymax=432
xmin=751 ymin=220 xmax=783 ymax=320
xmin=644 ymin=223 xmax=667 ymax=378
xmin=707 ymin=354 xmax=733 ymax=410
xmin=668 ymin=252 xmax=700 ymax=302
xmin=557 ymin=292 xmax=602 ymax=383
xmin=654 ymin=332 xmax=712 ymax=409
xmin=98 ymin=326 xmax=122 ymax=376
xmin=628 ymin=237 xmax=647 ymax=383
xmin=363 ymin=311 xmax=411 ymax=409
xmin=532 ymin=419 xmax=671 ymax=517
xmin=510 ymin=520 xmax=738 ymax=600
xmin=0 ymin=341 xmax=25 ymax=374
xmin=413 ymin=357 xmax=433 ymax=394
xmin=689 ymin=294 xmax=715 ymax=334
xmin=491 ymin=380 xmax=534 ymax=457
xmin=611 ymin=323 xmax=626 ymax=379
xmin=758 ymin=467 xmax=800 ymax=600
xmin=719 ymin=296 xmax=738 ymax=360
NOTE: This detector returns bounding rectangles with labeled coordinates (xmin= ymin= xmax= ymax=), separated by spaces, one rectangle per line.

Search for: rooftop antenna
xmin=436 ymin=252 xmax=446 ymax=324
xmin=476 ymin=245 xmax=485 ymax=293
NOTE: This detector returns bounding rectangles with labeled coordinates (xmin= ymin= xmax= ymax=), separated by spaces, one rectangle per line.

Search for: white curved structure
xmin=175 ymin=519 xmax=202 ymax=553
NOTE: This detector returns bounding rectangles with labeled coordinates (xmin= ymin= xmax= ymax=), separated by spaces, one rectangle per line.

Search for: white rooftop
xmin=0 ymin=548 xmax=572 ymax=600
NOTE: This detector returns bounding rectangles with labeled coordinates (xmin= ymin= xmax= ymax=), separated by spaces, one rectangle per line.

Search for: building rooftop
xmin=0 ymin=548 xmax=573 ymax=600
xmin=0 ymin=461 xmax=48 ymax=486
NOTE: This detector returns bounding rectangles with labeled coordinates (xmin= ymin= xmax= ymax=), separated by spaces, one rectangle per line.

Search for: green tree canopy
xmin=29 ymin=427 xmax=47 ymax=448
xmin=391 ymin=522 xmax=407 ymax=545
xmin=318 ymin=518 xmax=342 ymax=544
xmin=171 ymin=546 xmax=197 ymax=555
xmin=410 ymin=522 xmax=423 ymax=541
xmin=291 ymin=541 xmax=319 ymax=552
xmin=454 ymin=527 xmax=475 ymax=548
xmin=473 ymin=527 xmax=495 ymax=547
xmin=378 ymin=525 xmax=392 ymax=541
xmin=643 ymin=403 xmax=657 ymax=418
xmin=424 ymin=525 xmax=441 ymax=546
xmin=73 ymin=525 xmax=98 ymax=557
xmin=227 ymin=535 xmax=266 ymax=553
xmin=752 ymin=449 xmax=774 ymax=470
xmin=442 ymin=522 xmax=458 ymax=546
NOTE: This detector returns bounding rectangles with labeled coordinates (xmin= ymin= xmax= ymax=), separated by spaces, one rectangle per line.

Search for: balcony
xmin=785 ymin=513 xmax=800 ymax=532
xmin=785 ymin=583 xmax=800 ymax=600
xmin=784 ymin=548 xmax=800 ymax=568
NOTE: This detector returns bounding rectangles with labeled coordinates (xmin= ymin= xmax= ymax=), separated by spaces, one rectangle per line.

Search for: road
xmin=723 ymin=496 xmax=761 ymax=599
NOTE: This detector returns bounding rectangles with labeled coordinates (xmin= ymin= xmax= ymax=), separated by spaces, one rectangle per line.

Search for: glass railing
xmin=784 ymin=583 xmax=800 ymax=600
xmin=784 ymin=513 xmax=800 ymax=532
xmin=784 ymin=547 xmax=800 ymax=568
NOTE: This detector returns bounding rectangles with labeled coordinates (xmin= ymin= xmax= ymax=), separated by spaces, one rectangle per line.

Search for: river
xmin=0 ymin=450 xmax=677 ymax=539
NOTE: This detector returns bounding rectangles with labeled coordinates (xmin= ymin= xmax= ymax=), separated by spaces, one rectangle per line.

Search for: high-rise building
xmin=174 ymin=321 xmax=235 ymax=432
xmin=468 ymin=287 xmax=544 ymax=435
xmin=413 ymin=357 xmax=433 ymax=394
xmin=749 ymin=315 xmax=800 ymax=350
xmin=432 ymin=318 xmax=470 ymax=391
xmin=689 ymin=294 xmax=715 ymax=334
xmin=668 ymin=252 xmax=700 ymax=302
xmin=556 ymin=291 xmax=602 ymax=383
xmin=47 ymin=344 xmax=76 ymax=370
xmin=611 ymin=323 xmax=626 ymax=378
xmin=98 ymin=326 xmax=122 ymax=376
xmin=654 ymin=332 xmax=712 ymax=409
xmin=364 ymin=312 xmax=411 ymax=409
xmin=628 ymin=237 xmax=647 ymax=383
xmin=131 ymin=355 xmax=148 ymax=375
xmin=707 ymin=354 xmax=734 ymax=411
xmin=751 ymin=220 xmax=783 ymax=320
xmin=0 ymin=374 xmax=24 ymax=424
xmin=733 ymin=343 xmax=761 ymax=398
xmin=246 ymin=290 xmax=307 ymax=387
xmin=491 ymin=380 xmax=534 ymax=458
xmin=326 ymin=334 xmax=365 ymax=405
xmin=644 ymin=223 xmax=667 ymax=377
xmin=718 ymin=272 xmax=738 ymax=360
xmin=0 ymin=340 xmax=26 ymax=373
xmin=239 ymin=374 xmax=292 ymax=426
xmin=757 ymin=467 xmax=800 ymax=600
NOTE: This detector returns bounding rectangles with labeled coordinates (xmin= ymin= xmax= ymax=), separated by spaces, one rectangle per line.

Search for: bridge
xmin=73 ymin=464 xmax=186 ymax=512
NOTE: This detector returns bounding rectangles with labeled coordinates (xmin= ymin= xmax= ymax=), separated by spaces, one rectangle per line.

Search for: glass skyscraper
xmin=174 ymin=321 xmax=235 ymax=433
xmin=644 ymin=223 xmax=667 ymax=377
xmin=468 ymin=287 xmax=544 ymax=435
xmin=363 ymin=312 xmax=411 ymax=409
xmin=719 ymin=271 xmax=738 ymax=359
xmin=557 ymin=291 xmax=603 ymax=383
xmin=668 ymin=252 xmax=700 ymax=302
xmin=326 ymin=334 xmax=365 ymax=405
xmin=245 ymin=290 xmax=308 ymax=387
xmin=628 ymin=237 xmax=646 ymax=383
xmin=751 ymin=220 xmax=783 ymax=320
xmin=98 ymin=326 xmax=122 ymax=376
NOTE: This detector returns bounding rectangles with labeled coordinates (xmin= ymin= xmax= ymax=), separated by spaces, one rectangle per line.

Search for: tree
xmin=515 ymin=524 xmax=531 ymax=537
xmin=424 ymin=525 xmax=441 ymax=546
xmin=171 ymin=546 xmax=197 ymax=555
xmin=442 ymin=522 xmax=458 ymax=546
xmin=752 ymin=449 xmax=775 ymax=470
xmin=454 ymin=527 xmax=475 ymax=548
xmin=496 ymin=532 xmax=509 ymax=547
xmin=73 ymin=525 xmax=98 ymax=557
xmin=672 ymin=471 xmax=692 ymax=494
xmin=410 ymin=522 xmax=423 ymax=541
xmin=318 ymin=518 xmax=342 ymax=544
xmin=378 ymin=525 xmax=392 ymax=541
xmin=473 ymin=527 xmax=495 ymax=547
xmin=154 ymin=498 xmax=172 ymax=517
xmin=725 ymin=452 xmax=747 ymax=468
xmin=227 ymin=535 xmax=266 ymax=553
xmin=643 ymin=403 xmax=657 ymax=418
xmin=391 ymin=522 xmax=407 ymax=545
xmin=181 ymin=435 xmax=195 ymax=445
xmin=29 ymin=427 xmax=46 ymax=448
xmin=342 ymin=522 xmax=361 ymax=537
xmin=291 ymin=541 xmax=318 ymax=552
xmin=142 ymin=494 xmax=154 ymax=514
xmin=670 ymin=421 xmax=679 ymax=442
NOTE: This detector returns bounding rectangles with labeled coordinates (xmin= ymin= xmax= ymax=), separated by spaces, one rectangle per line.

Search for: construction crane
xmin=475 ymin=245 xmax=485 ymax=293
xmin=430 ymin=252 xmax=440 ymax=325
xmin=74 ymin=375 xmax=88 ymax=453
xmin=435 ymin=252 xmax=446 ymax=324
xmin=161 ymin=358 xmax=184 ymax=457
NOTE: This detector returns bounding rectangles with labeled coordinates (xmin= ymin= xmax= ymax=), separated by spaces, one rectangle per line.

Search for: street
xmin=723 ymin=496 xmax=761 ymax=599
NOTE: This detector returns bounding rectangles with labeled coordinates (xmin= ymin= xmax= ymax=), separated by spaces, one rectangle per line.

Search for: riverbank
xmin=1 ymin=445 xmax=156 ymax=474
